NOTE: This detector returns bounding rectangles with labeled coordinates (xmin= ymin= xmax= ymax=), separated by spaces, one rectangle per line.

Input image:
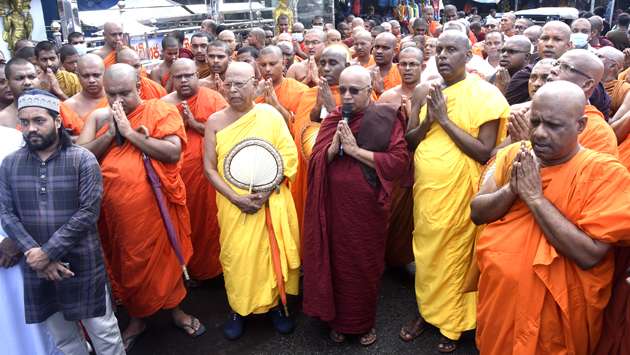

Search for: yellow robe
xmin=216 ymin=103 xmax=301 ymax=316
xmin=56 ymin=70 xmax=82 ymax=98
xmin=413 ymin=75 xmax=510 ymax=340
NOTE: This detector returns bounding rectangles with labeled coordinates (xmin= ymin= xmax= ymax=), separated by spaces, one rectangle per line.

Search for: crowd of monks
xmin=2 ymin=5 xmax=630 ymax=354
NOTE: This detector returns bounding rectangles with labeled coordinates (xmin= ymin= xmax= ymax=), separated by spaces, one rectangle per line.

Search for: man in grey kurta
xmin=0 ymin=89 xmax=124 ymax=354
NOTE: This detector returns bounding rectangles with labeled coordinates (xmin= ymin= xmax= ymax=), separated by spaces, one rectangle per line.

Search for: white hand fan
xmin=224 ymin=138 xmax=284 ymax=192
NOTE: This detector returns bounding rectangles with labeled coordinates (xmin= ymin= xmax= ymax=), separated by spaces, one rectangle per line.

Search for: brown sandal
xmin=329 ymin=329 xmax=345 ymax=343
xmin=359 ymin=328 xmax=377 ymax=346
xmin=399 ymin=316 xmax=426 ymax=342
xmin=437 ymin=336 xmax=458 ymax=353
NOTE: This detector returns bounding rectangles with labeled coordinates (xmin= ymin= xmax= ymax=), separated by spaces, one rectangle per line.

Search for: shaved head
xmin=116 ymin=47 xmax=142 ymax=74
xmin=506 ymin=35 xmax=532 ymax=52
xmin=375 ymin=32 xmax=397 ymax=46
xmin=306 ymin=29 xmax=326 ymax=42
xmin=103 ymin=22 xmax=123 ymax=35
xmin=78 ymin=54 xmax=105 ymax=72
xmin=597 ymin=46 xmax=625 ymax=69
xmin=259 ymin=45 xmax=283 ymax=59
xmin=327 ymin=29 xmax=342 ymax=44
xmin=439 ymin=30 xmax=471 ymax=50
xmin=224 ymin=62 xmax=256 ymax=110
xmin=226 ymin=62 xmax=254 ymax=80
xmin=548 ymin=49 xmax=604 ymax=97
xmin=538 ymin=21 xmax=571 ymax=59
xmin=528 ymin=58 xmax=556 ymax=98
xmin=399 ymin=47 xmax=424 ymax=61
xmin=171 ymin=58 xmax=197 ymax=73
xmin=523 ymin=25 xmax=542 ymax=44
xmin=170 ymin=58 xmax=198 ymax=98
xmin=321 ymin=45 xmax=351 ymax=63
xmin=103 ymin=22 xmax=124 ymax=49
xmin=104 ymin=63 xmax=141 ymax=113
xmin=339 ymin=65 xmax=372 ymax=112
xmin=354 ymin=30 xmax=372 ymax=42
xmin=104 ymin=63 xmax=137 ymax=85
xmin=530 ymin=80 xmax=586 ymax=165
xmin=340 ymin=65 xmax=371 ymax=86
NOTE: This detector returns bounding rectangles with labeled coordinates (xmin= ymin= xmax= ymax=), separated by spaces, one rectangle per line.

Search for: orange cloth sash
xmin=580 ymin=105 xmax=618 ymax=157
xmin=59 ymin=97 xmax=108 ymax=135
xmin=139 ymin=76 xmax=167 ymax=100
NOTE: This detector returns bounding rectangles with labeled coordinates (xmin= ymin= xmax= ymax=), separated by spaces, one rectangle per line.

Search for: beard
xmin=24 ymin=128 xmax=58 ymax=152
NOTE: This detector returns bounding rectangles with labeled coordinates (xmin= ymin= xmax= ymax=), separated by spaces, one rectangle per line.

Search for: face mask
xmin=570 ymin=33 xmax=589 ymax=49
xmin=73 ymin=43 xmax=87 ymax=55
xmin=292 ymin=33 xmax=304 ymax=42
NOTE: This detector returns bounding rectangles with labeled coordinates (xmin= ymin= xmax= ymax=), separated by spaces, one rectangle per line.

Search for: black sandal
xmin=437 ymin=336 xmax=458 ymax=353
xmin=399 ymin=316 xmax=426 ymax=342
xmin=329 ymin=329 xmax=346 ymax=343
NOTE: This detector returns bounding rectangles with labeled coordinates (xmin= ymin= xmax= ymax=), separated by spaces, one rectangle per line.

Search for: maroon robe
xmin=302 ymin=103 xmax=410 ymax=334
xmin=595 ymin=247 xmax=630 ymax=355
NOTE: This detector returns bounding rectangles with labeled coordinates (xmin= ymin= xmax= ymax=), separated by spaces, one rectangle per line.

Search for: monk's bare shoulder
xmin=378 ymin=86 xmax=402 ymax=104
xmin=206 ymin=108 xmax=233 ymax=135
xmin=411 ymin=81 xmax=432 ymax=104
xmin=92 ymin=47 xmax=110 ymax=59
xmin=89 ymin=107 xmax=113 ymax=130
xmin=286 ymin=61 xmax=306 ymax=78
xmin=161 ymin=91 xmax=180 ymax=104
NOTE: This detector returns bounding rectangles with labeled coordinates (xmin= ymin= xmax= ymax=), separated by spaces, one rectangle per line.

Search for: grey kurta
xmin=0 ymin=144 xmax=107 ymax=323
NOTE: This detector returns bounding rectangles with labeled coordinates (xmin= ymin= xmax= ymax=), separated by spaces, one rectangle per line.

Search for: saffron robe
xmin=59 ymin=97 xmax=109 ymax=135
xmin=254 ymin=77 xmax=309 ymax=133
xmin=413 ymin=75 xmax=510 ymax=340
xmin=215 ymin=104 xmax=300 ymax=316
xmin=302 ymin=104 xmax=410 ymax=334
xmin=581 ymin=105 xmax=618 ymax=157
xmin=103 ymin=51 xmax=116 ymax=69
xmin=197 ymin=62 xmax=212 ymax=79
xmin=476 ymin=143 xmax=630 ymax=355
xmin=371 ymin=64 xmax=402 ymax=93
xmin=604 ymin=79 xmax=630 ymax=115
xmin=139 ymin=76 xmax=167 ymax=100
xmin=56 ymin=71 xmax=82 ymax=98
xmin=176 ymin=87 xmax=227 ymax=280
xmin=98 ymin=99 xmax=192 ymax=317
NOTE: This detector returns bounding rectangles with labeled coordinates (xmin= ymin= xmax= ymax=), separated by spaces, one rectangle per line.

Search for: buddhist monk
xmin=286 ymin=29 xmax=326 ymax=86
xmin=351 ymin=30 xmax=375 ymax=68
xmin=401 ymin=30 xmax=510 ymax=352
xmin=235 ymin=46 xmax=261 ymax=80
xmin=150 ymin=36 xmax=180 ymax=92
xmin=255 ymin=46 xmax=308 ymax=127
xmin=303 ymin=65 xmax=409 ymax=346
xmin=34 ymin=41 xmax=81 ymax=100
xmin=218 ymin=30 xmax=237 ymax=55
xmin=547 ymin=49 xmax=618 ymax=157
xmin=276 ymin=41 xmax=295 ymax=75
xmin=493 ymin=35 xmax=532 ymax=94
xmin=77 ymin=64 xmax=204 ymax=350
xmin=190 ymin=33 xmax=211 ymax=78
xmin=203 ymin=62 xmax=299 ymax=340
xmin=59 ymin=54 xmax=108 ymax=135
xmin=93 ymin=22 xmax=124 ymax=69
xmin=505 ymin=21 xmax=572 ymax=105
xmin=292 ymin=45 xmax=350 ymax=235
xmin=162 ymin=59 xmax=226 ymax=283
xmin=377 ymin=47 xmax=423 ymax=266
xmin=0 ymin=63 xmax=13 ymax=111
xmin=117 ymin=48 xmax=168 ymax=100
xmin=472 ymin=80 xmax=630 ymax=355
xmin=370 ymin=32 xmax=401 ymax=97
xmin=326 ymin=29 xmax=342 ymax=45
xmin=0 ymin=58 xmax=39 ymax=128
xmin=597 ymin=46 xmax=630 ymax=121
xmin=199 ymin=40 xmax=231 ymax=94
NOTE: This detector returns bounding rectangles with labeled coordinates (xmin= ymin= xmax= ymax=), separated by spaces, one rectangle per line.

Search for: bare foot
xmin=172 ymin=307 xmax=206 ymax=337
xmin=122 ymin=317 xmax=146 ymax=351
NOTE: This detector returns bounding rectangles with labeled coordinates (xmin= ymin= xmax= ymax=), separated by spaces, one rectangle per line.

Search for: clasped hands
xmin=25 ymin=247 xmax=74 ymax=281
xmin=508 ymin=142 xmax=543 ymax=205
xmin=426 ymin=82 xmax=448 ymax=124
xmin=231 ymin=190 xmax=274 ymax=214
xmin=328 ymin=119 xmax=359 ymax=157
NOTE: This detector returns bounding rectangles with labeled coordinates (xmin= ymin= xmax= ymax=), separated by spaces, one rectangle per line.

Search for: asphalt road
xmin=119 ymin=268 xmax=479 ymax=355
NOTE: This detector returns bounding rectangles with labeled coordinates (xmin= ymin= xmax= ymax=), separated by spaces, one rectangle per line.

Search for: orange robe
xmin=429 ymin=21 xmax=440 ymax=37
xmin=98 ymin=99 xmax=192 ymax=317
xmin=619 ymin=67 xmax=630 ymax=82
xmin=382 ymin=64 xmax=402 ymax=93
xmin=604 ymin=79 xmax=630 ymax=115
xmin=254 ymin=77 xmax=309 ymax=133
xmin=580 ymin=105 xmax=618 ymax=157
xmin=103 ymin=51 xmax=116 ymax=69
xmin=59 ymin=97 xmax=108 ymax=135
xmin=358 ymin=55 xmax=376 ymax=68
xmin=197 ymin=62 xmax=212 ymax=79
xmin=477 ymin=143 xmax=630 ymax=355
xmin=176 ymin=87 xmax=227 ymax=280
xmin=161 ymin=71 xmax=170 ymax=88
xmin=139 ymin=76 xmax=167 ymax=100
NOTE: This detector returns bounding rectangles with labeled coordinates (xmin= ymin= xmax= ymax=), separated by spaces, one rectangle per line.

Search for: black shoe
xmin=269 ymin=307 xmax=295 ymax=334
xmin=223 ymin=312 xmax=244 ymax=340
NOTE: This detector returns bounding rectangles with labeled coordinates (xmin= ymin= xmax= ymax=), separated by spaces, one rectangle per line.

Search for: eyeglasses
xmin=339 ymin=84 xmax=371 ymax=95
xmin=552 ymin=60 xmax=592 ymax=80
xmin=222 ymin=77 xmax=254 ymax=89
xmin=500 ymin=48 xmax=529 ymax=55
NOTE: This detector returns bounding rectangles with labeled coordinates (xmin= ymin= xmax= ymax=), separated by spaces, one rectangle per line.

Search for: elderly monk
xmin=162 ymin=59 xmax=227 ymax=282
xmin=117 ymin=48 xmax=167 ymax=100
xmin=93 ymin=22 xmax=124 ymax=69
xmin=547 ymin=49 xmax=618 ymax=157
xmin=303 ymin=65 xmax=409 ymax=346
xmin=255 ymin=46 xmax=308 ymax=126
xmin=77 ymin=64 xmax=204 ymax=349
xmin=292 ymin=45 xmax=350 ymax=233
xmin=0 ymin=58 xmax=39 ymax=128
xmin=472 ymin=80 xmax=630 ymax=355
xmin=287 ymin=29 xmax=326 ymax=86
xmin=505 ymin=21 xmax=572 ymax=105
xmin=0 ymin=63 xmax=14 ymax=111
xmin=598 ymin=46 xmax=630 ymax=121
xmin=401 ymin=30 xmax=510 ymax=352
xmin=34 ymin=41 xmax=81 ymax=100
xmin=370 ymin=32 xmax=401 ymax=97
xmin=199 ymin=40 xmax=231 ymax=94
xmin=60 ymin=54 xmax=108 ymax=135
xmin=150 ymin=36 xmax=180 ymax=91
xmin=352 ymin=30 xmax=375 ymax=68
xmin=326 ymin=30 xmax=342 ymax=45
xmin=378 ymin=47 xmax=422 ymax=266
xmin=203 ymin=62 xmax=299 ymax=339
xmin=190 ymin=33 xmax=212 ymax=78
